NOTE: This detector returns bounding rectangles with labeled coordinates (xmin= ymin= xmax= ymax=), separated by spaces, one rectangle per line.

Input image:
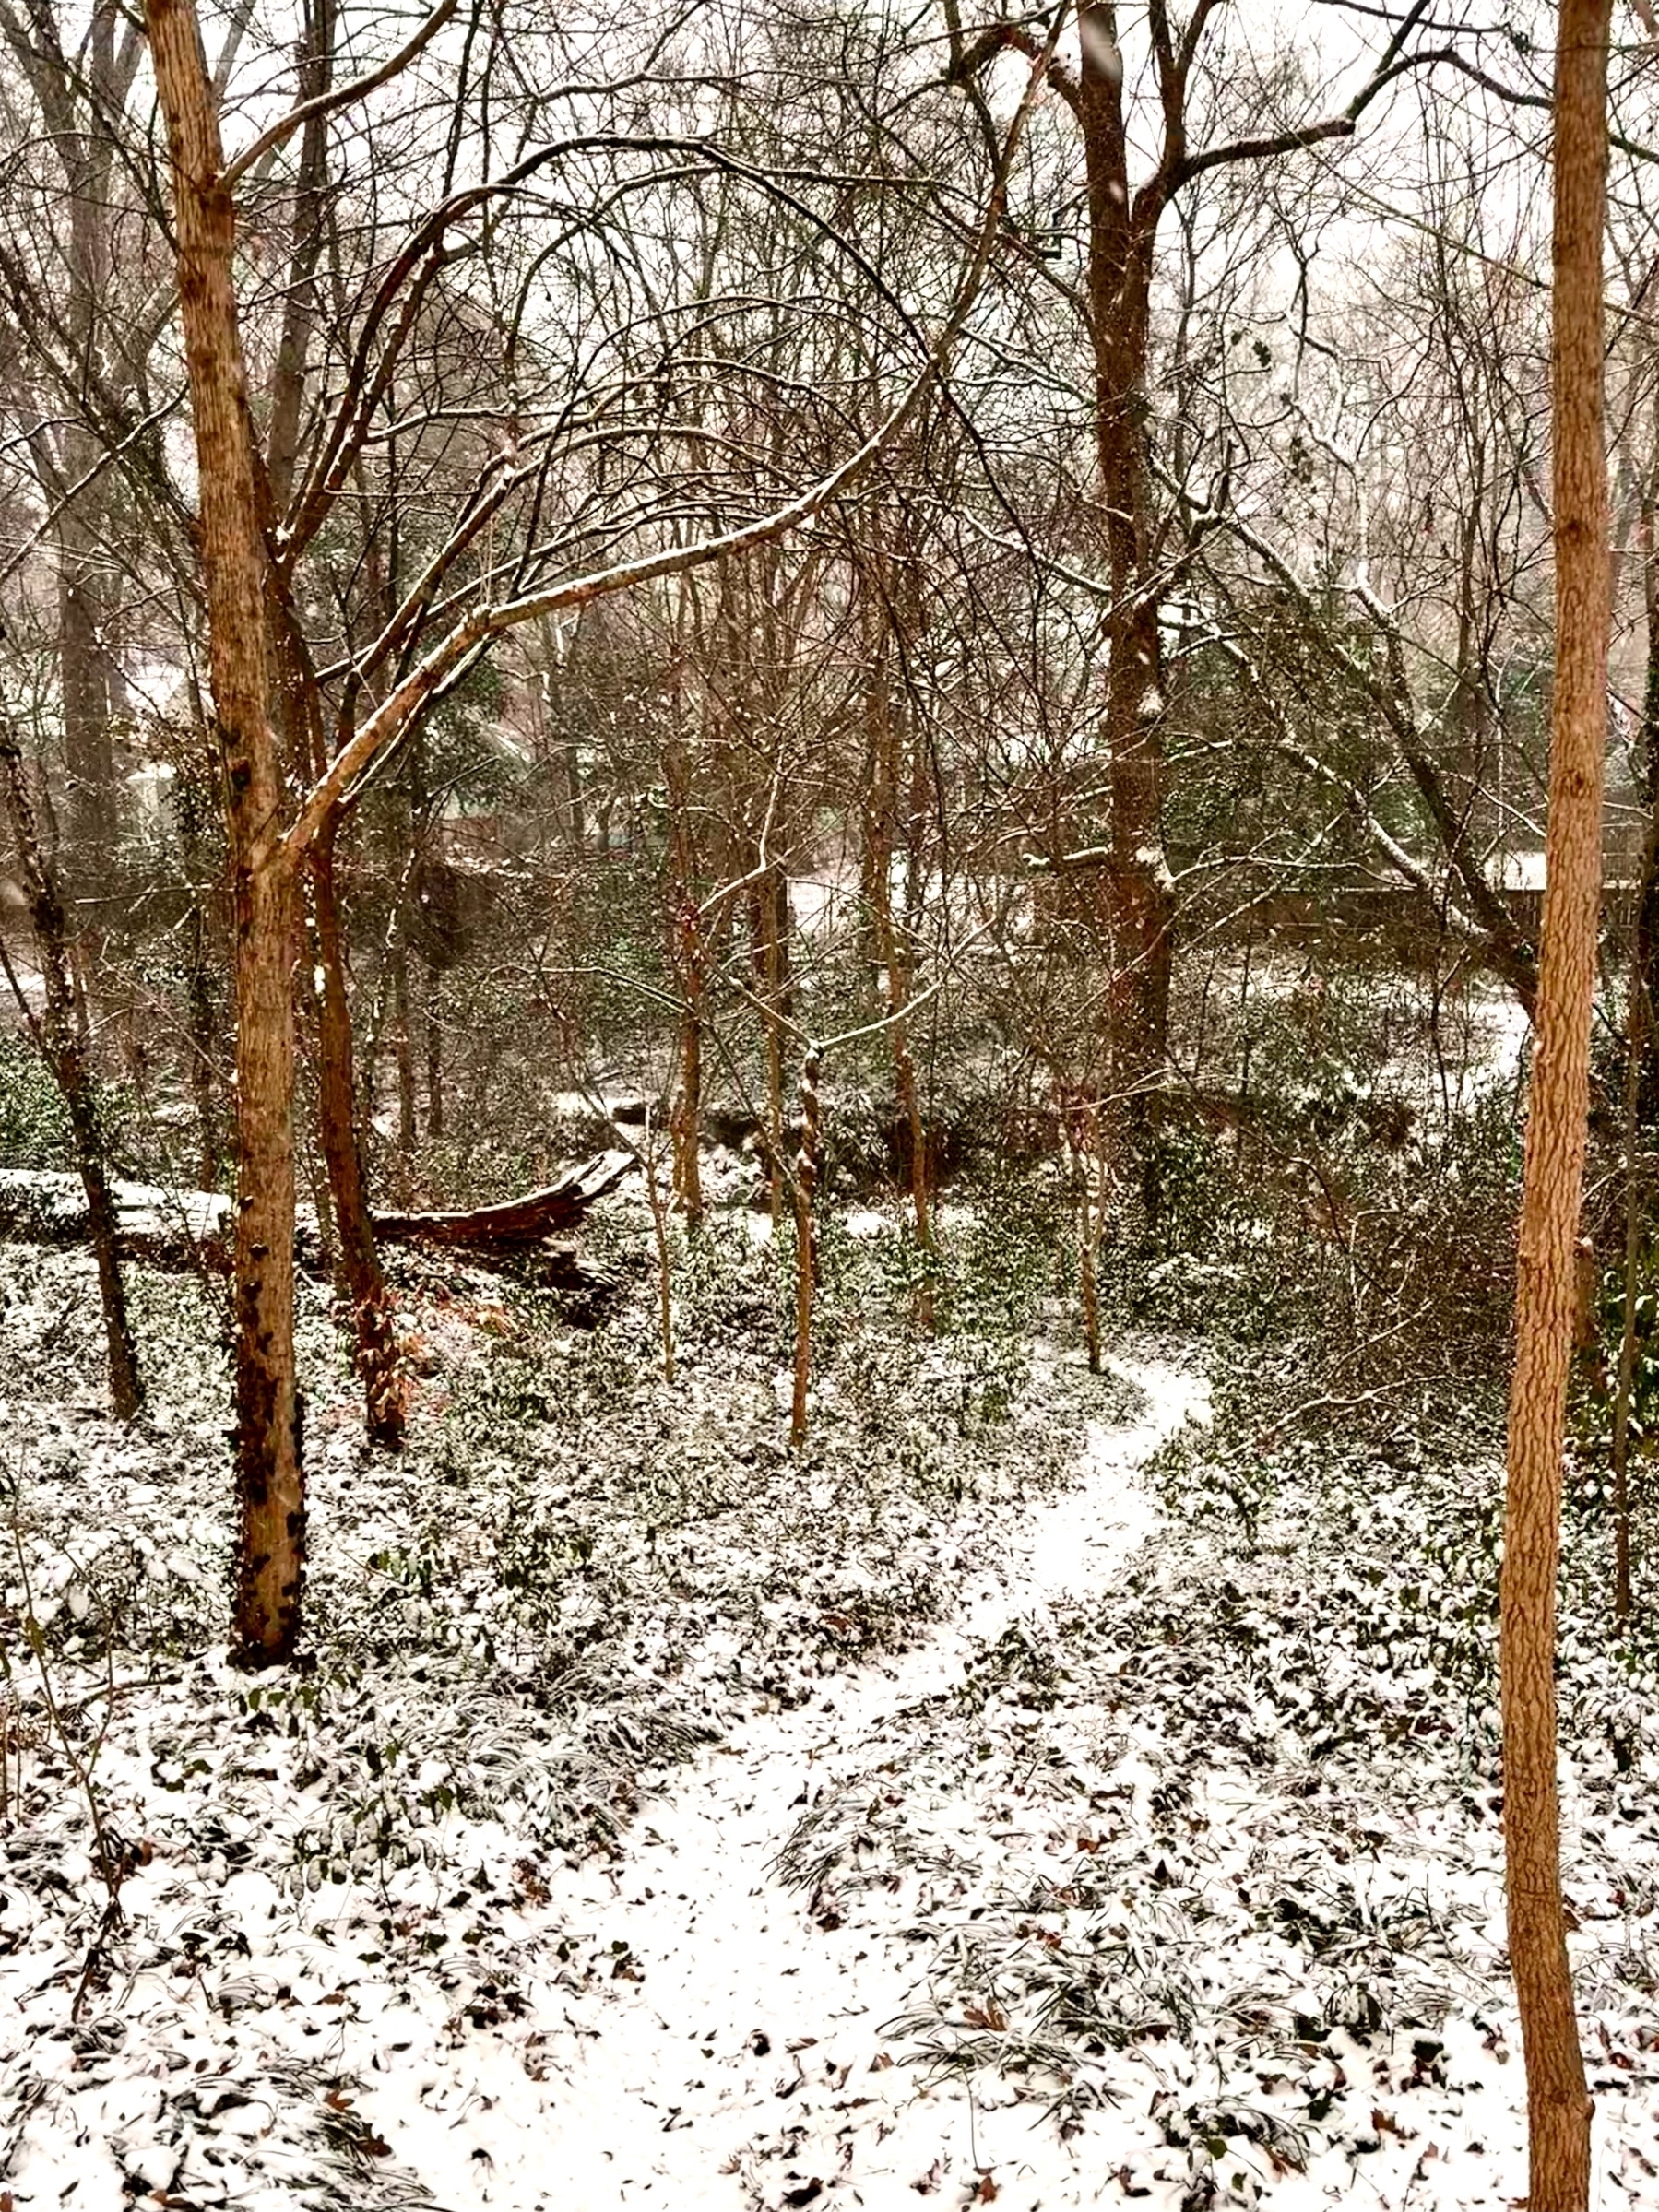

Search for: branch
xmin=219 ymin=0 xmax=456 ymax=190
xmin=1172 ymin=2 xmax=1447 ymax=190
xmin=281 ymin=26 xmax=1061 ymax=868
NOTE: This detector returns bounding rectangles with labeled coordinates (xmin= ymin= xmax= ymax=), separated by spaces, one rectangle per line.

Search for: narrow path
xmin=367 ymin=1355 xmax=1207 ymax=2212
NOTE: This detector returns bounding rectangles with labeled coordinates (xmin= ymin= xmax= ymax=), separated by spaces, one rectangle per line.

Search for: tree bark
xmin=424 ymin=963 xmax=444 ymax=1142
xmin=1500 ymin=5 xmax=1607 ymax=2202
xmin=370 ymin=1150 xmax=630 ymax=1247
xmin=0 ymin=731 xmax=141 ymax=1418
xmin=1635 ymin=482 xmax=1659 ymax=1123
xmin=789 ymin=1049 xmax=821 ymax=1449
xmin=144 ymin=0 xmax=304 ymax=1666
xmin=664 ymin=733 xmax=705 ymax=1227
xmin=310 ymin=817 xmax=405 ymax=1449
xmin=1079 ymin=1 xmax=1175 ymax=1148
xmin=863 ymin=572 xmax=935 ymax=1321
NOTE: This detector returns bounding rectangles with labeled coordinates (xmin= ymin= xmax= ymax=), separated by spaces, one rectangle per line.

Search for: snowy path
xmin=364 ymin=1355 xmax=1208 ymax=2212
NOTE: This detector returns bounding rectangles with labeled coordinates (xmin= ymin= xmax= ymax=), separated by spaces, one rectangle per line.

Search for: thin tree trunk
xmin=177 ymin=765 xmax=222 ymax=1191
xmin=1635 ymin=484 xmax=1659 ymax=1122
xmin=863 ymin=588 xmax=935 ymax=1323
xmin=640 ymin=1106 xmax=675 ymax=1384
xmin=0 ymin=730 xmax=141 ymax=1418
xmin=663 ymin=729 xmax=705 ymax=1228
xmin=145 ymin=0 xmax=304 ymax=1665
xmin=311 ymin=817 xmax=404 ymax=1449
xmin=392 ymin=930 xmax=416 ymax=1164
xmin=749 ymin=863 xmax=788 ymax=1224
xmin=187 ymin=906 xmax=219 ymax=1191
xmin=424 ymin=963 xmax=444 ymax=1142
xmin=790 ymin=1047 xmax=822 ymax=1449
xmin=1500 ymin=5 xmax=1607 ymax=2200
xmin=1610 ymin=901 xmax=1643 ymax=1621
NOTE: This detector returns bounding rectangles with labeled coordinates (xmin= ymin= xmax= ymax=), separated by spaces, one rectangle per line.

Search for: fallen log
xmin=0 ymin=1149 xmax=634 ymax=1276
xmin=369 ymin=1149 xmax=634 ymax=1247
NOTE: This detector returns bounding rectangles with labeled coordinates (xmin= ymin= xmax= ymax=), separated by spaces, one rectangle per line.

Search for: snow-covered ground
xmin=0 ymin=1215 xmax=1653 ymax=2212
xmin=475 ymin=1359 xmax=1202 ymax=2212
xmin=0 ymin=1296 xmax=1191 ymax=2212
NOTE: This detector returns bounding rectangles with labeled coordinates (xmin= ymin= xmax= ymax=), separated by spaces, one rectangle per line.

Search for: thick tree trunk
xmin=1079 ymin=2 xmax=1174 ymax=1147
xmin=52 ymin=19 xmax=124 ymax=924
xmin=0 ymin=734 xmax=141 ymax=1418
xmin=1500 ymin=6 xmax=1607 ymax=2203
xmin=145 ymin=0 xmax=304 ymax=1666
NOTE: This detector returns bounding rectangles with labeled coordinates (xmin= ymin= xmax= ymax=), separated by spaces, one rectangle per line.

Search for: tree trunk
xmin=863 ymin=583 xmax=935 ymax=1322
xmin=392 ymin=929 xmax=417 ymax=1163
xmin=145 ymin=0 xmax=304 ymax=1666
xmin=0 ymin=732 xmax=141 ymax=1419
xmin=1635 ymin=482 xmax=1659 ymax=1124
xmin=310 ymin=817 xmax=405 ymax=1449
xmin=1500 ymin=5 xmax=1607 ymax=2201
xmin=1079 ymin=1 xmax=1174 ymax=1156
xmin=789 ymin=1047 xmax=822 ymax=1449
xmin=176 ymin=764 xmax=222 ymax=1192
xmin=660 ymin=718 xmax=705 ymax=1227
xmin=750 ymin=861 xmax=789 ymax=1224
xmin=52 ymin=14 xmax=124 ymax=926
xmin=424 ymin=963 xmax=444 ymax=1142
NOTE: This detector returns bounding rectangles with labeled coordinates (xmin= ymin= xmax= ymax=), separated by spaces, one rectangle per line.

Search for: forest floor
xmin=0 ymin=1191 xmax=1654 ymax=2212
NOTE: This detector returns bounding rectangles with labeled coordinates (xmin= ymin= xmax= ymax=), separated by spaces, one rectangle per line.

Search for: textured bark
xmin=264 ymin=0 xmax=335 ymax=516
xmin=1078 ymin=1 xmax=1174 ymax=1128
xmin=371 ymin=1150 xmax=630 ymax=1248
xmin=145 ymin=0 xmax=303 ymax=1665
xmin=25 ymin=2 xmax=131 ymax=916
xmin=1500 ymin=6 xmax=1606 ymax=2204
xmin=1636 ymin=486 xmax=1659 ymax=1124
xmin=0 ymin=734 xmax=141 ymax=1418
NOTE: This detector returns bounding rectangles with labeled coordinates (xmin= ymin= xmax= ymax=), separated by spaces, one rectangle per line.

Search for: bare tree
xmin=1500 ymin=6 xmax=1608 ymax=2205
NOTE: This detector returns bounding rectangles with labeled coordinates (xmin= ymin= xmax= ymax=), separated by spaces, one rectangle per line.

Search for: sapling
xmin=2 ymin=1474 xmax=130 ymax=2017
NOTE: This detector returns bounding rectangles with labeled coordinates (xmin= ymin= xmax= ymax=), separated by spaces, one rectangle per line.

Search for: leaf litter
xmin=0 ymin=1214 xmax=1652 ymax=2210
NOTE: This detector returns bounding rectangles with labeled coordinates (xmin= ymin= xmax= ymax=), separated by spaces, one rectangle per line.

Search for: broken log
xmin=369 ymin=1149 xmax=634 ymax=1248
xmin=0 ymin=1149 xmax=634 ymax=1275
